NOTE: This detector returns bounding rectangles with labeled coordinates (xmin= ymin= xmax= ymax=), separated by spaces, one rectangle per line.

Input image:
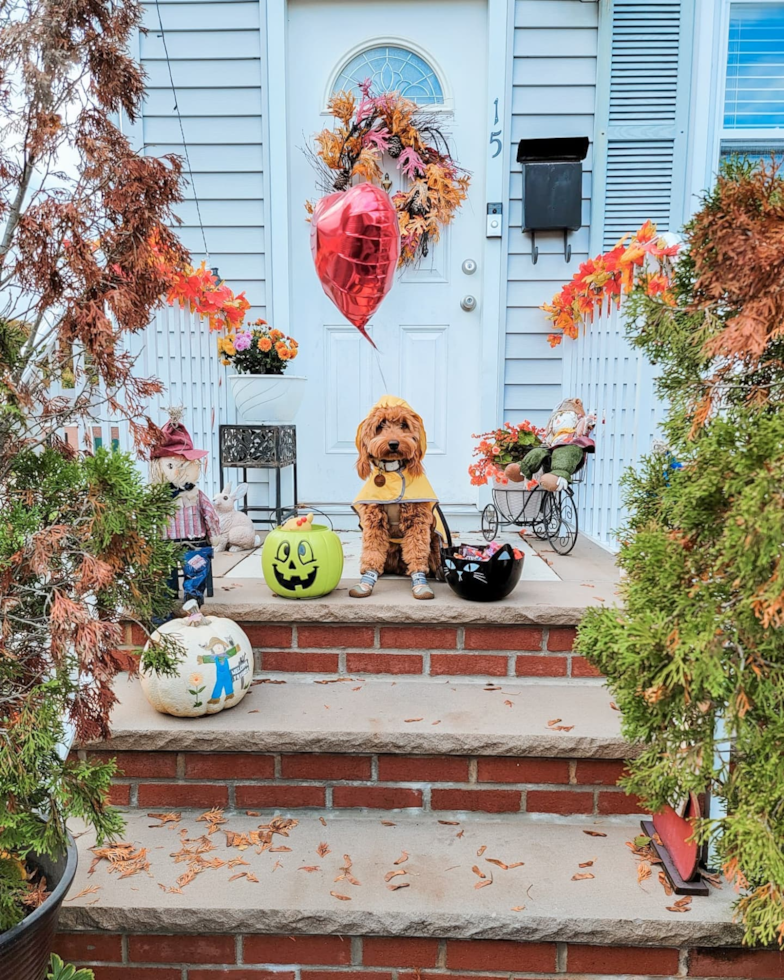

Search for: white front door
xmin=286 ymin=0 xmax=488 ymax=510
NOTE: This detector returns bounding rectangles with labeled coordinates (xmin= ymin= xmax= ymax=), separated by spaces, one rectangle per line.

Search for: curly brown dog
xmin=350 ymin=396 xmax=443 ymax=600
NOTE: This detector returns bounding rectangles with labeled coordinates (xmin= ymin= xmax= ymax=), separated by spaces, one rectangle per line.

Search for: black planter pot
xmin=0 ymin=833 xmax=78 ymax=980
xmin=441 ymin=543 xmax=524 ymax=601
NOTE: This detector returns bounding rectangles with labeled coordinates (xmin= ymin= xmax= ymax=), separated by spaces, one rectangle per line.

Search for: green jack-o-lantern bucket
xmin=262 ymin=522 xmax=344 ymax=598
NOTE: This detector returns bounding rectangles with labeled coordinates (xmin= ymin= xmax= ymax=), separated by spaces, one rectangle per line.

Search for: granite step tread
xmin=61 ymin=808 xmax=739 ymax=946
xmin=93 ymin=674 xmax=632 ymax=759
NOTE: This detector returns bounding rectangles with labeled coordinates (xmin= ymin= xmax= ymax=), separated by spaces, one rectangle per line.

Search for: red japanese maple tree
xmin=0 ymin=0 xmax=190 ymax=930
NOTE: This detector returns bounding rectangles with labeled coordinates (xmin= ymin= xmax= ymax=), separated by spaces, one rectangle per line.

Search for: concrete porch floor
xmin=207 ymin=530 xmax=620 ymax=626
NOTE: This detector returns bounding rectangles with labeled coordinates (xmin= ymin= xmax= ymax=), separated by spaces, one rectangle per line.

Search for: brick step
xmin=86 ymin=675 xmax=640 ymax=815
xmin=118 ymin=622 xmax=601 ymax=680
xmin=58 ymin=808 xmax=755 ymax=980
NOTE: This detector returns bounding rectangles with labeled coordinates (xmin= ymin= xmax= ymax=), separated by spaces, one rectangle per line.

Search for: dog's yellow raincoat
xmin=353 ymin=395 xmax=446 ymax=542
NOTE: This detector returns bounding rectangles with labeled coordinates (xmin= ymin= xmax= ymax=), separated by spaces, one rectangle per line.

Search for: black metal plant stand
xmin=219 ymin=424 xmax=298 ymax=528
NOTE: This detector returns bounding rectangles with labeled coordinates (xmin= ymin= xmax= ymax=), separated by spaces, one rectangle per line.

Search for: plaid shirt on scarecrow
xmin=167 ymin=489 xmax=221 ymax=542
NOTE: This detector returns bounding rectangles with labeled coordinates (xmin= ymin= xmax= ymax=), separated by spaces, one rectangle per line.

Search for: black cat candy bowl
xmin=440 ymin=543 xmax=524 ymax=602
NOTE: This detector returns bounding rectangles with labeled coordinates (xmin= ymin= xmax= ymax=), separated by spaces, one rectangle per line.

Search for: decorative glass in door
xmin=333 ymin=45 xmax=443 ymax=104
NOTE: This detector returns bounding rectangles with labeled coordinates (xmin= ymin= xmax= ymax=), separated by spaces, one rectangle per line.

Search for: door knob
xmin=462 ymin=259 xmax=477 ymax=275
xmin=460 ymin=295 xmax=477 ymax=312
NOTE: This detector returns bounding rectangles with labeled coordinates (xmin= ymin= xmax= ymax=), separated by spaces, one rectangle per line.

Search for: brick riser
xmin=90 ymin=751 xmax=641 ymax=815
xmin=55 ymin=932 xmax=784 ymax=979
xmin=121 ymin=624 xmax=601 ymax=679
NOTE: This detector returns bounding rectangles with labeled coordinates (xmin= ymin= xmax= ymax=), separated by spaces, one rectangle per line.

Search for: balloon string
xmin=373 ymin=343 xmax=389 ymax=392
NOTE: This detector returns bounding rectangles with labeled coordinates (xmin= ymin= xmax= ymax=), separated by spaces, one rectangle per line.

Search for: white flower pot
xmin=229 ymin=374 xmax=306 ymax=423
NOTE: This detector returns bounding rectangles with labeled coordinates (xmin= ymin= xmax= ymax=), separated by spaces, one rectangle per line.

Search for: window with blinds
xmin=721 ymin=3 xmax=784 ymax=162
xmin=724 ymin=3 xmax=784 ymax=129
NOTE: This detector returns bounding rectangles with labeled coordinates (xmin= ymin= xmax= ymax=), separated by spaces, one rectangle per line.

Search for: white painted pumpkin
xmin=140 ymin=608 xmax=253 ymax=717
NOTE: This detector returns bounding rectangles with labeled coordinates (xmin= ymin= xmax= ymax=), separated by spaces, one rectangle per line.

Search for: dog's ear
xmin=356 ymin=417 xmax=373 ymax=479
xmin=406 ymin=416 xmax=425 ymax=478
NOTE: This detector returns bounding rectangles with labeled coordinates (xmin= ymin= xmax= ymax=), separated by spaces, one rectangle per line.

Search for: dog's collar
xmin=373 ymin=459 xmax=407 ymax=473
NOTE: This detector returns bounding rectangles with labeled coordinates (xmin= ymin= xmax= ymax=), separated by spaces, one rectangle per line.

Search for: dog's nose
xmin=388 ymin=440 xmax=400 ymax=452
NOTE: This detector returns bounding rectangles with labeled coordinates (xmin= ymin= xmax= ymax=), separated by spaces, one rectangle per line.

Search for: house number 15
xmin=489 ymin=97 xmax=502 ymax=158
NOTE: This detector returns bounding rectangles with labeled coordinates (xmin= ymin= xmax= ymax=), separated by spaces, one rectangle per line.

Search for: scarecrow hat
xmin=151 ymin=406 xmax=208 ymax=461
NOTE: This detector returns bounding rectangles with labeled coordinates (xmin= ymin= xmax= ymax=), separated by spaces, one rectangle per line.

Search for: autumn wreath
xmin=307 ymin=81 xmax=470 ymax=266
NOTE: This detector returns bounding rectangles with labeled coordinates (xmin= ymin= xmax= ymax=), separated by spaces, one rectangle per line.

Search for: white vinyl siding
xmin=138 ymin=0 xmax=266 ymax=315
xmin=504 ymin=0 xmax=598 ymax=428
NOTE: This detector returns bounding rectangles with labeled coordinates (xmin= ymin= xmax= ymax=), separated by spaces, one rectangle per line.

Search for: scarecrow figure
xmin=150 ymin=407 xmax=220 ymax=607
xmin=197 ymin=636 xmax=241 ymax=704
xmin=506 ymin=398 xmax=596 ymax=491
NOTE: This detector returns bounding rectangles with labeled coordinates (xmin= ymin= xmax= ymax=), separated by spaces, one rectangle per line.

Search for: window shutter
xmin=592 ymin=0 xmax=695 ymax=251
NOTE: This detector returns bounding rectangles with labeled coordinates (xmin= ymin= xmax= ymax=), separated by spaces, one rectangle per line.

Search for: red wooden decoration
xmin=652 ymin=792 xmax=701 ymax=882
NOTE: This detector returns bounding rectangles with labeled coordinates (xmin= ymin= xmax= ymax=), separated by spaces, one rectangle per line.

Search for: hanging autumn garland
xmin=306 ymin=81 xmax=470 ymax=266
xmin=541 ymin=221 xmax=680 ymax=348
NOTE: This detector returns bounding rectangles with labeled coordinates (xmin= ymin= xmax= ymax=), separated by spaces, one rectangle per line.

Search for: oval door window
xmin=332 ymin=44 xmax=444 ymax=105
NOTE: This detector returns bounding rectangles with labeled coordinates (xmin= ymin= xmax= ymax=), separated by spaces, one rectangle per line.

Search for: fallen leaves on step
xmin=484 ymin=684 xmax=502 ymax=691
xmin=476 ymin=845 xmax=487 ymax=857
xmin=394 ymin=851 xmax=409 ymax=865
xmin=511 ymin=905 xmax=526 ymax=912
xmin=270 ymin=846 xmax=292 ymax=853
xmin=317 ymin=842 xmax=331 ymax=857
xmin=610 ymin=702 xmax=620 ymax=711
xmin=504 ymin=700 xmax=514 ymax=708
xmin=432 ymin=719 xmax=441 ymax=725
xmin=658 ymin=871 xmax=673 ymax=897
xmin=147 ymin=812 xmax=181 ymax=828
xmin=246 ymin=811 xmax=260 ymax=817
xmin=335 ymin=854 xmax=360 ymax=886
xmin=486 ymin=859 xmax=525 ymax=870
xmin=319 ymin=817 xmax=327 ymax=827
xmin=702 ymin=871 xmax=723 ymax=889
xmin=637 ymin=861 xmax=652 ymax=884
xmin=666 ymin=896 xmax=692 ymax=913
xmin=385 ymin=869 xmax=407 ymax=882
xmin=272 ymin=860 xmax=283 ymax=873
xmin=253 ymin=678 xmax=286 ymax=685
xmin=89 ymin=843 xmax=151 ymax=879
xmin=228 ymin=857 xmax=249 ymax=869
xmin=471 ymin=865 xmax=487 ymax=879
xmin=381 ymin=821 xmax=396 ymax=827
xmin=330 ymin=891 xmax=351 ymax=901
xmin=299 ymin=866 xmax=321 ymax=873
xmin=475 ymin=874 xmax=494 ymax=890
xmin=404 ymin=717 xmax=423 ymax=723
xmin=571 ymin=872 xmax=595 ymax=881
xmin=578 ymin=860 xmax=595 ymax=868
xmin=65 ymin=885 xmax=101 ymax=901
xmin=438 ymin=820 xmax=460 ymax=826
xmin=197 ymin=807 xmax=227 ymax=835
xmin=583 ymin=830 xmax=607 ymax=838
xmin=388 ymin=882 xmax=410 ymax=891
xmin=455 ymin=829 xmax=465 ymax=839
xmin=546 ymin=718 xmax=575 ymax=732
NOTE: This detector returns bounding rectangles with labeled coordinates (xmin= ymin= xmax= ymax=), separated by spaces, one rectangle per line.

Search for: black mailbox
xmin=517 ymin=136 xmax=589 ymax=264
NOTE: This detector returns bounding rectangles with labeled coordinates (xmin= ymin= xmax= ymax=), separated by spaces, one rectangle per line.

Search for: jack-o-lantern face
xmin=271 ymin=538 xmax=319 ymax=592
xmin=262 ymin=525 xmax=344 ymax=599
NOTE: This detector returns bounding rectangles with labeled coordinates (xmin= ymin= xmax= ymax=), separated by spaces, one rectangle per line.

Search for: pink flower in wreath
xmin=233 ymin=331 xmax=251 ymax=352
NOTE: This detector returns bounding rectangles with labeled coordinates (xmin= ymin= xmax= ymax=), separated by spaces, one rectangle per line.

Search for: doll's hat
xmin=151 ymin=408 xmax=208 ymax=460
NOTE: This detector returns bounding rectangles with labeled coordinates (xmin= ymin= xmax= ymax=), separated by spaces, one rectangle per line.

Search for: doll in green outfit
xmin=506 ymin=398 xmax=596 ymax=491
xmin=198 ymin=636 xmax=241 ymax=703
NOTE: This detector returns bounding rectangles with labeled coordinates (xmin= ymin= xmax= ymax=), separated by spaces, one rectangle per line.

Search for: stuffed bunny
xmin=212 ymin=482 xmax=261 ymax=552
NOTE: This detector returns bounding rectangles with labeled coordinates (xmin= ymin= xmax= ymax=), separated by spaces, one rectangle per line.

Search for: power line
xmin=152 ymin=0 xmax=211 ymax=263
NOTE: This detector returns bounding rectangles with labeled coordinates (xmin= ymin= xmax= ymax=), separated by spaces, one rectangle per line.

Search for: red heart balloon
xmin=310 ymin=183 xmax=400 ymax=346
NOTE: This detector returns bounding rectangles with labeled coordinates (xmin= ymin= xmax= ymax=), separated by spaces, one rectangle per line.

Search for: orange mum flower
xmin=258 ymin=337 xmax=272 ymax=352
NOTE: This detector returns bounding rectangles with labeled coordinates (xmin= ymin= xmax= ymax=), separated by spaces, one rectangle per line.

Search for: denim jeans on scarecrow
xmin=166 ymin=544 xmax=214 ymax=605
